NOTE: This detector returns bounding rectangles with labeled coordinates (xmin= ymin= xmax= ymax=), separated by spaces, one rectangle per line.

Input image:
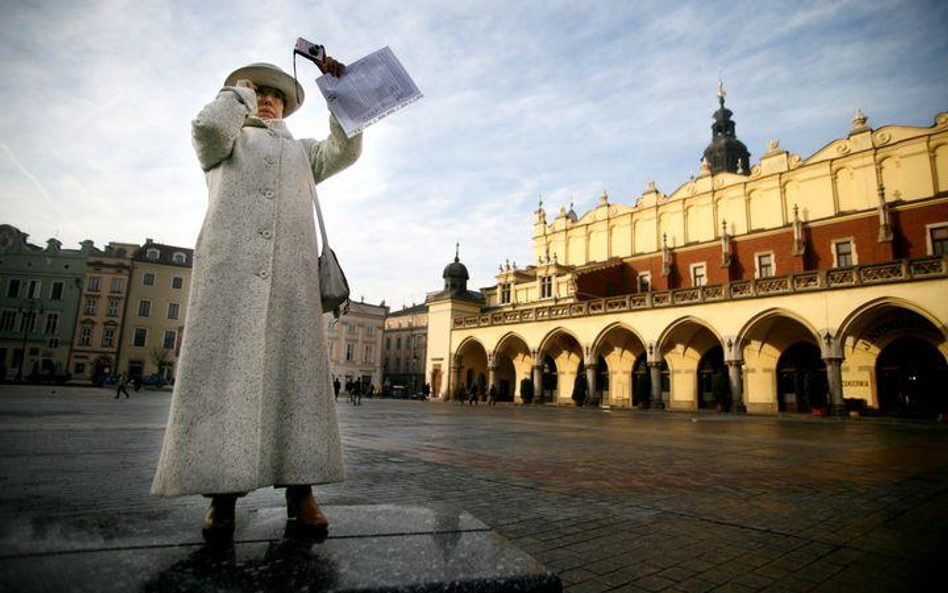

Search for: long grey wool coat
xmin=151 ymin=86 xmax=361 ymax=496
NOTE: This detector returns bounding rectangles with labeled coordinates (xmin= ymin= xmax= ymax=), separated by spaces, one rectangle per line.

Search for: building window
xmin=345 ymin=342 xmax=355 ymax=361
xmin=102 ymin=326 xmax=115 ymax=348
xmin=107 ymin=298 xmax=120 ymax=317
xmin=396 ymin=336 xmax=402 ymax=349
xmin=540 ymin=276 xmax=553 ymax=299
xmin=133 ymin=328 xmax=148 ymax=347
xmin=47 ymin=338 xmax=59 ymax=349
xmin=138 ymin=300 xmax=151 ymax=317
xmin=395 ymin=357 xmax=401 ymax=371
xmin=146 ymin=249 xmax=160 ymax=261
xmin=87 ymin=276 xmax=101 ymax=292
xmin=172 ymin=276 xmax=184 ymax=289
xmin=19 ymin=311 xmax=37 ymax=333
xmin=168 ymin=302 xmax=180 ymax=319
xmin=44 ymin=313 xmax=59 ymax=335
xmin=172 ymin=252 xmax=186 ymax=265
xmin=163 ymin=330 xmax=177 ymax=350
xmin=0 ymin=310 xmax=16 ymax=332
xmin=110 ymin=278 xmax=124 ymax=293
xmin=346 ymin=323 xmax=357 ymax=334
xmin=1 ymin=310 xmax=19 ymax=332
xmin=691 ymin=263 xmax=707 ymax=287
xmin=79 ymin=326 xmax=93 ymax=347
xmin=364 ymin=345 xmax=374 ymax=363
xmin=74 ymin=362 xmax=86 ymax=375
xmin=756 ymin=253 xmax=775 ymax=278
xmin=833 ymin=239 xmax=855 ymax=268
xmin=386 ymin=337 xmax=391 ymax=350
xmin=365 ymin=325 xmax=375 ymax=335
xmin=143 ymin=273 xmax=155 ymax=286
xmin=638 ymin=272 xmax=651 ymax=293
xmin=927 ymin=223 xmax=948 ymax=256
xmin=27 ymin=279 xmax=42 ymax=298
xmin=50 ymin=281 xmax=64 ymax=301
xmin=501 ymin=283 xmax=511 ymax=304
xmin=84 ymin=297 xmax=97 ymax=316
xmin=6 ymin=279 xmax=20 ymax=298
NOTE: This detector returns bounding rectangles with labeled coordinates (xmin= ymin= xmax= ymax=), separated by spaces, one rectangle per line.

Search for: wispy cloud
xmin=1 ymin=0 xmax=946 ymax=310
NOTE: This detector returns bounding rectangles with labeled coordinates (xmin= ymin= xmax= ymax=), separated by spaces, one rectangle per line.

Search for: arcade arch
xmin=839 ymin=299 xmax=948 ymax=417
xmin=738 ymin=310 xmax=823 ymax=414
xmin=590 ymin=323 xmax=647 ymax=408
xmin=493 ymin=332 xmax=533 ymax=402
xmin=454 ymin=337 xmax=488 ymax=401
xmin=536 ymin=329 xmax=584 ymax=404
xmin=657 ymin=317 xmax=723 ymax=411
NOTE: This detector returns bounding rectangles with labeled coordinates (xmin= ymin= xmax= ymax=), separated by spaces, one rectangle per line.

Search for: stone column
xmin=649 ymin=362 xmax=664 ymax=410
xmin=532 ymin=364 xmax=544 ymax=405
xmin=450 ymin=355 xmax=463 ymax=402
xmin=585 ymin=363 xmax=597 ymax=407
xmin=726 ymin=360 xmax=746 ymax=413
xmin=824 ymin=357 xmax=845 ymax=416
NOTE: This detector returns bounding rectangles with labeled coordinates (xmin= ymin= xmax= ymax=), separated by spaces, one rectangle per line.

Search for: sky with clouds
xmin=2 ymin=0 xmax=946 ymax=310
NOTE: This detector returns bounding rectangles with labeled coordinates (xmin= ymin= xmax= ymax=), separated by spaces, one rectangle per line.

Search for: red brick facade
xmin=574 ymin=199 xmax=947 ymax=298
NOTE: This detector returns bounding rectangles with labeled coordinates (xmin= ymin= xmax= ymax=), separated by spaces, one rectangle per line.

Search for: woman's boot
xmin=201 ymin=494 xmax=238 ymax=543
xmin=285 ymin=485 xmax=329 ymax=533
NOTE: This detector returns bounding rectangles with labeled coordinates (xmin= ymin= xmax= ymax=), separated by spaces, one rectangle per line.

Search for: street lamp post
xmin=15 ymin=298 xmax=43 ymax=382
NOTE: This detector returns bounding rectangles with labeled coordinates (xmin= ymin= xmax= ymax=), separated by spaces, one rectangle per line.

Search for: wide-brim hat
xmin=224 ymin=62 xmax=305 ymax=117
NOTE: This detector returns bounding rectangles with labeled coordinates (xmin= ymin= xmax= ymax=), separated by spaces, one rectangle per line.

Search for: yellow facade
xmin=428 ymin=111 xmax=948 ymax=417
xmin=118 ymin=242 xmax=193 ymax=379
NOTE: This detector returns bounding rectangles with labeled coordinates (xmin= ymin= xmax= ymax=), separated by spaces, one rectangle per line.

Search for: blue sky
xmin=2 ymin=0 xmax=946 ymax=310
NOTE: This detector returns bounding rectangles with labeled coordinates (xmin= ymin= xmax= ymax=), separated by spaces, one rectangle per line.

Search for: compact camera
xmin=294 ymin=37 xmax=325 ymax=64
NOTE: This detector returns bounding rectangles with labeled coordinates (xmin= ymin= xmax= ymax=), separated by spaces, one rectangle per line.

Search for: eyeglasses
xmin=256 ymin=86 xmax=285 ymax=102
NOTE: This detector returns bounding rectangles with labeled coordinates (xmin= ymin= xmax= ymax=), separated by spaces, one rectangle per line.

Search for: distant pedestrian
xmin=422 ymin=382 xmax=430 ymax=401
xmin=468 ymin=385 xmax=478 ymax=406
xmin=333 ymin=377 xmax=341 ymax=402
xmin=488 ymin=385 xmax=498 ymax=406
xmin=115 ymin=373 xmax=131 ymax=399
xmin=352 ymin=381 xmax=362 ymax=406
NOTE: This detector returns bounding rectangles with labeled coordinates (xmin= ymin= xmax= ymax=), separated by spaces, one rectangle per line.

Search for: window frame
xmin=50 ymin=281 xmax=64 ymax=301
xmin=138 ymin=300 xmax=151 ymax=317
xmin=637 ymin=272 xmax=652 ymax=293
xmin=831 ymin=238 xmax=857 ymax=268
xmin=163 ymin=329 xmax=177 ymax=350
xmin=926 ymin=222 xmax=948 ymax=257
xmin=755 ymin=251 xmax=775 ymax=278
xmin=690 ymin=262 xmax=707 ymax=287
xmin=167 ymin=302 xmax=180 ymax=320
xmin=133 ymin=327 xmax=148 ymax=348
xmin=142 ymin=273 xmax=155 ymax=286
xmin=171 ymin=276 xmax=184 ymax=289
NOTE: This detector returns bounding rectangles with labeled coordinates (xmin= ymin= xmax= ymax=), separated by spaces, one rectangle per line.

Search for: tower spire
xmin=703 ymin=81 xmax=750 ymax=176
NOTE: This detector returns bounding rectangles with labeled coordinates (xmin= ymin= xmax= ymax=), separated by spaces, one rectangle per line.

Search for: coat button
xmin=258 ymin=269 xmax=270 ymax=279
xmin=260 ymin=229 xmax=273 ymax=239
xmin=263 ymin=190 xmax=275 ymax=199
xmin=265 ymin=156 xmax=276 ymax=165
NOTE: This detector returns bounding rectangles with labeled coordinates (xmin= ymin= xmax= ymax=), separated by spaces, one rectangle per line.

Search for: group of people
xmin=459 ymin=383 xmax=499 ymax=406
xmin=332 ymin=377 xmax=375 ymax=405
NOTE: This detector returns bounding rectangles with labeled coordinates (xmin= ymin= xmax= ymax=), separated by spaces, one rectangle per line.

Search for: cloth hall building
xmin=425 ymin=94 xmax=948 ymax=418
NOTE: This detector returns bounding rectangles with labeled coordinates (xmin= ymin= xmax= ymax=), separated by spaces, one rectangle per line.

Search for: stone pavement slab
xmin=2 ymin=385 xmax=948 ymax=592
xmin=0 ymin=504 xmax=560 ymax=593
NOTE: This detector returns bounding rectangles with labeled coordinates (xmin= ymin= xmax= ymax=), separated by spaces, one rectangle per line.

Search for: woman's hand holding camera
xmin=317 ymin=55 xmax=345 ymax=78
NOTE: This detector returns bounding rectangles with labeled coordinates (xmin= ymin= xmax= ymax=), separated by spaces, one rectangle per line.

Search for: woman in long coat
xmin=151 ymin=57 xmax=361 ymax=541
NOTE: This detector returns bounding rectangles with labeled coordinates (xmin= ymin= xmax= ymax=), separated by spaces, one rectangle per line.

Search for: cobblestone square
xmin=1 ymin=385 xmax=946 ymax=592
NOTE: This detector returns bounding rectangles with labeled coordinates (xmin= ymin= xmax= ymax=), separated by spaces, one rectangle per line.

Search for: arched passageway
xmin=776 ymin=343 xmax=826 ymax=413
xmin=592 ymin=324 xmax=646 ymax=408
xmin=876 ymin=337 xmax=948 ymax=418
xmin=494 ymin=333 xmax=533 ymax=403
xmin=537 ymin=330 xmax=583 ymax=404
xmin=739 ymin=312 xmax=822 ymax=414
xmin=659 ymin=318 xmax=722 ymax=410
xmin=840 ymin=301 xmax=948 ymax=417
xmin=697 ymin=345 xmax=725 ymax=409
xmin=454 ymin=339 xmax=488 ymax=401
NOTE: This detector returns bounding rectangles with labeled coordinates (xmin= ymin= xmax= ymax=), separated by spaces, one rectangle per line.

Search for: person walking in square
xmin=115 ymin=372 xmax=131 ymax=399
xmin=333 ymin=377 xmax=341 ymax=402
xmin=151 ymin=51 xmax=362 ymax=543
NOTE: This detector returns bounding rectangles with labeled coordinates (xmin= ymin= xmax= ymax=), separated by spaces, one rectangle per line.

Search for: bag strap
xmin=297 ymin=142 xmax=330 ymax=252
